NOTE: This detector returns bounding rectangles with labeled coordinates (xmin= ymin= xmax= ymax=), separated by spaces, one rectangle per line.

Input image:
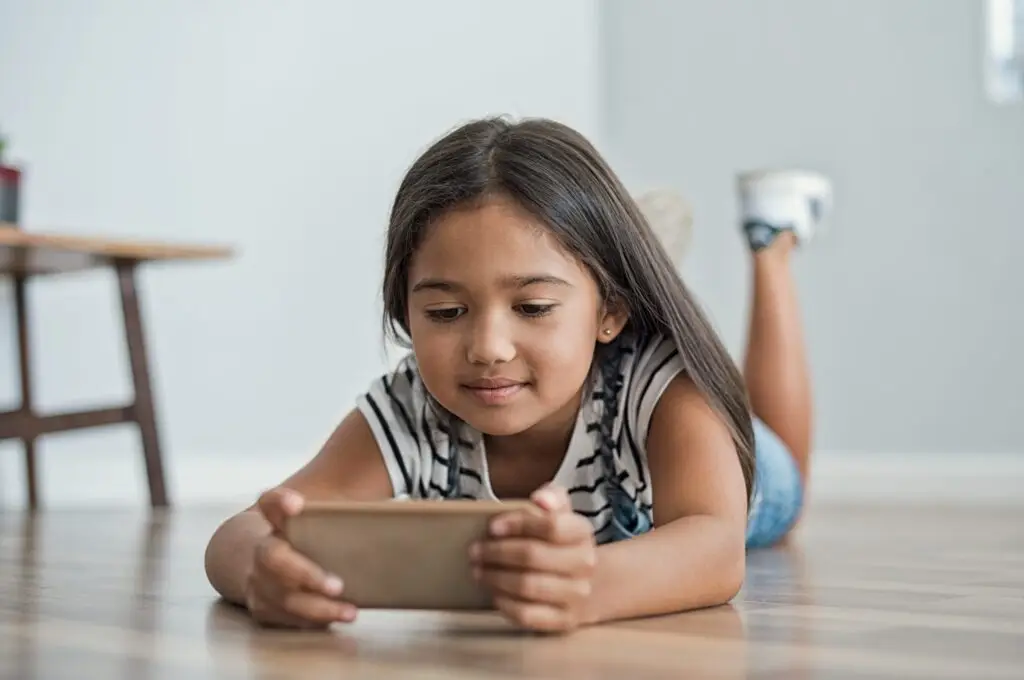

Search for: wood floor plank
xmin=0 ymin=502 xmax=1021 ymax=679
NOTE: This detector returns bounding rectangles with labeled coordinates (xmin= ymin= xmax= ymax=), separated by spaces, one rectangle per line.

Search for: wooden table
xmin=0 ymin=502 xmax=1021 ymax=679
xmin=0 ymin=225 xmax=233 ymax=508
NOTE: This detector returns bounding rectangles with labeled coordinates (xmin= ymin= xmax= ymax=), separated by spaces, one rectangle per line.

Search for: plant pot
xmin=0 ymin=163 xmax=21 ymax=224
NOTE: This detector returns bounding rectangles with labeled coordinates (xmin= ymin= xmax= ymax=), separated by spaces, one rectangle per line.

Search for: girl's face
xmin=406 ymin=194 xmax=626 ymax=438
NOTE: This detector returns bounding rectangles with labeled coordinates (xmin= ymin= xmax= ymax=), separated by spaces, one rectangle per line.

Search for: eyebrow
xmin=411 ymin=274 xmax=572 ymax=293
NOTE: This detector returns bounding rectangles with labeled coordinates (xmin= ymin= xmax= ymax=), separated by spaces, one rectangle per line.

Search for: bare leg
xmin=742 ymin=231 xmax=814 ymax=483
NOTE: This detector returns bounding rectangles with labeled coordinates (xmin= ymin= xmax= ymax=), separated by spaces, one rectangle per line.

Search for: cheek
xmin=407 ymin=318 xmax=457 ymax=391
xmin=526 ymin=309 xmax=600 ymax=385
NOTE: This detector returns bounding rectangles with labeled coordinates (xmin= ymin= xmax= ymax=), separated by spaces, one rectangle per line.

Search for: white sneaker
xmin=737 ymin=169 xmax=832 ymax=251
xmin=634 ymin=188 xmax=693 ymax=267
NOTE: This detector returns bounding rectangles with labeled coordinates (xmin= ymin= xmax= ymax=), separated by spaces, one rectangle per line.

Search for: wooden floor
xmin=0 ymin=502 xmax=1021 ymax=679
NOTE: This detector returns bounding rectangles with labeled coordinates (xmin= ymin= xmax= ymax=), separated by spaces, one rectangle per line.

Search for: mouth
xmin=461 ymin=378 xmax=529 ymax=405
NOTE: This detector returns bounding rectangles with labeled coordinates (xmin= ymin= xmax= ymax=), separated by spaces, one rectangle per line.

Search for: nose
xmin=465 ymin=312 xmax=516 ymax=365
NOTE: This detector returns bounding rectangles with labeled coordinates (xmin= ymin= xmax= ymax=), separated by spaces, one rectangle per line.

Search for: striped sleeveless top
xmin=355 ymin=333 xmax=684 ymax=544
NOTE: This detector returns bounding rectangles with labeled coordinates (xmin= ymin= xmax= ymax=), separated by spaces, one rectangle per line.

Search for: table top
xmin=0 ymin=224 xmax=233 ymax=276
xmin=0 ymin=503 xmax=1021 ymax=680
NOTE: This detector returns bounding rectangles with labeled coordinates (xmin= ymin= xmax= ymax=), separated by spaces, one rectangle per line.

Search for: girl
xmin=204 ymin=117 xmax=830 ymax=633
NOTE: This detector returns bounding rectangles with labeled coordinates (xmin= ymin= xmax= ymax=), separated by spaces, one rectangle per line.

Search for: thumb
xmin=256 ymin=486 xmax=305 ymax=532
xmin=530 ymin=483 xmax=571 ymax=513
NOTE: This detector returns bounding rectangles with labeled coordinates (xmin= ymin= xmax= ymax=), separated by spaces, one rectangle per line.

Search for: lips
xmin=461 ymin=377 xmax=528 ymax=405
xmin=464 ymin=377 xmax=524 ymax=389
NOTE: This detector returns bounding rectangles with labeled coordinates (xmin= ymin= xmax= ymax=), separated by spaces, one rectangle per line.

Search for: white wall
xmin=0 ymin=0 xmax=601 ymax=507
xmin=600 ymin=0 xmax=1024 ymax=456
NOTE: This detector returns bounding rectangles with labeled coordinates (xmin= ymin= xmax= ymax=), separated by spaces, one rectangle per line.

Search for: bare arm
xmin=204 ymin=408 xmax=393 ymax=608
xmin=584 ymin=373 xmax=749 ymax=624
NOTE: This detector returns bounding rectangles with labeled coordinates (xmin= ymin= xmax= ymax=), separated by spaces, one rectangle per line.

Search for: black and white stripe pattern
xmin=354 ymin=334 xmax=686 ymax=535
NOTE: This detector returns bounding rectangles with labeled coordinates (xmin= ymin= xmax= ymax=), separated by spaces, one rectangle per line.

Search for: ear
xmin=596 ymin=296 xmax=629 ymax=344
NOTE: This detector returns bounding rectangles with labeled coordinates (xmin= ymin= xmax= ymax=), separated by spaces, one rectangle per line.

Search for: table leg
xmin=116 ymin=262 xmax=169 ymax=508
xmin=13 ymin=274 xmax=39 ymax=509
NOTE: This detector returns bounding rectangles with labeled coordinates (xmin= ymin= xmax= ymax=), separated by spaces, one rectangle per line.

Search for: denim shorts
xmin=606 ymin=416 xmax=803 ymax=549
xmin=744 ymin=417 xmax=804 ymax=548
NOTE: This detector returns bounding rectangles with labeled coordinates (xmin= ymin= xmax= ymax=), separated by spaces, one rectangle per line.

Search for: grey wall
xmin=2 ymin=0 xmax=1020 ymax=510
xmin=600 ymin=0 xmax=1024 ymax=454
xmin=0 ymin=0 xmax=601 ymax=506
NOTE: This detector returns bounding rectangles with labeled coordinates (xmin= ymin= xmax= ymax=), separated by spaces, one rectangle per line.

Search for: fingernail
xmin=282 ymin=490 xmax=304 ymax=513
xmin=339 ymin=604 xmax=357 ymax=621
xmin=468 ymin=542 xmax=480 ymax=560
xmin=323 ymin=575 xmax=343 ymax=595
xmin=490 ymin=519 xmax=508 ymax=536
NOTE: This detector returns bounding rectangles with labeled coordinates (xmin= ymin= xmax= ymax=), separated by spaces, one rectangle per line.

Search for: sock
xmin=743 ymin=218 xmax=790 ymax=252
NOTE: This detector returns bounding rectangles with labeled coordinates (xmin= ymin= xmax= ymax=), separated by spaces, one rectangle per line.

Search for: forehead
xmin=410 ymin=196 xmax=588 ymax=282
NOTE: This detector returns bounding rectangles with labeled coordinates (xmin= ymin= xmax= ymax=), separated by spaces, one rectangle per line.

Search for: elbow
xmin=707 ymin=534 xmax=747 ymax=607
xmin=204 ymin=510 xmax=255 ymax=605
xmin=717 ymin=553 xmax=746 ymax=605
xmin=204 ymin=519 xmax=230 ymax=597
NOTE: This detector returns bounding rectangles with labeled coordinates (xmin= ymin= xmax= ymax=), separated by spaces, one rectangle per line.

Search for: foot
xmin=737 ymin=169 xmax=832 ymax=252
xmin=634 ymin=188 xmax=693 ymax=267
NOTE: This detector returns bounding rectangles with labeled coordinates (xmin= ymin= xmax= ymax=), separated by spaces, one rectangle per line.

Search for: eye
xmin=516 ymin=303 xmax=556 ymax=318
xmin=425 ymin=307 xmax=465 ymax=322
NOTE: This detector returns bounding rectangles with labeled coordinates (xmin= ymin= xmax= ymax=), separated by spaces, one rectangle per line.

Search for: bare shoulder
xmin=647 ymin=372 xmax=734 ymax=454
xmin=267 ymin=408 xmax=394 ymax=504
xmin=645 ymin=373 xmax=748 ymax=526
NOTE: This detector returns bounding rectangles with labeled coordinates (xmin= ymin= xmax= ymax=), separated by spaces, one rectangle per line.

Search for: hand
xmin=245 ymin=487 xmax=358 ymax=628
xmin=470 ymin=484 xmax=597 ymax=633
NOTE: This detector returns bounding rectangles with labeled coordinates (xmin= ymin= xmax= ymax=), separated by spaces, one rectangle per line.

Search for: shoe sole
xmin=737 ymin=168 xmax=832 ymax=195
xmin=634 ymin=188 xmax=693 ymax=267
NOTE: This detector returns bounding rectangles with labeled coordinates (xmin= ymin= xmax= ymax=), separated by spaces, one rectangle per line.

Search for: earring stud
xmin=603 ymin=328 xmax=612 ymax=336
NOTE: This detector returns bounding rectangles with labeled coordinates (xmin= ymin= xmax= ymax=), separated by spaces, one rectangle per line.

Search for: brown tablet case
xmin=285 ymin=500 xmax=534 ymax=610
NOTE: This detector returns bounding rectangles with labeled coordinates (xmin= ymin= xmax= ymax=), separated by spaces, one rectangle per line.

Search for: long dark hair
xmin=381 ymin=116 xmax=755 ymax=505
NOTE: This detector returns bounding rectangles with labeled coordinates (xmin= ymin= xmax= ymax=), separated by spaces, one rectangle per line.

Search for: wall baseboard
xmin=1 ymin=447 xmax=1022 ymax=510
xmin=806 ymin=450 xmax=1024 ymax=506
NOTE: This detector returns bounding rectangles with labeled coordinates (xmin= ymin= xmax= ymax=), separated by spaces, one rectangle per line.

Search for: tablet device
xmin=284 ymin=499 xmax=536 ymax=610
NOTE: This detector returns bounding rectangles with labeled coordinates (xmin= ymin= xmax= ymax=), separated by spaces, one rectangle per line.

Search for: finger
xmin=251 ymin=587 xmax=358 ymax=628
xmin=255 ymin=535 xmax=344 ymax=596
xmin=279 ymin=590 xmax=358 ymax=626
xmin=477 ymin=568 xmax=591 ymax=606
xmin=250 ymin=572 xmax=357 ymax=625
xmin=247 ymin=586 xmax=319 ymax=629
xmin=493 ymin=594 xmax=574 ymax=634
xmin=257 ymin=487 xmax=305 ymax=532
xmin=491 ymin=509 xmax=593 ymax=545
xmin=245 ymin=576 xmax=333 ymax=629
xmin=521 ymin=511 xmax=593 ymax=544
xmin=530 ymin=484 xmax=571 ymax=513
xmin=471 ymin=538 xmax=595 ymax=576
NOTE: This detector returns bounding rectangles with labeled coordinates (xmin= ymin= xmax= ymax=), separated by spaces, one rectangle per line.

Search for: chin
xmin=456 ymin=407 xmax=540 ymax=438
